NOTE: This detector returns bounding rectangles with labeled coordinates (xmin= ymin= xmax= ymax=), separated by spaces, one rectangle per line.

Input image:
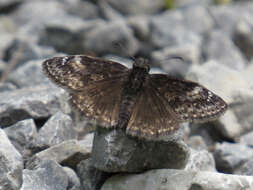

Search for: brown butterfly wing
xmin=150 ymin=74 xmax=228 ymax=123
xmin=43 ymin=55 xmax=130 ymax=127
xmin=42 ymin=55 xmax=129 ymax=92
xmin=126 ymin=81 xmax=180 ymax=139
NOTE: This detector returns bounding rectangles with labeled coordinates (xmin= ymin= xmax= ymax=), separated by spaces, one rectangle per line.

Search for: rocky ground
xmin=0 ymin=0 xmax=253 ymax=189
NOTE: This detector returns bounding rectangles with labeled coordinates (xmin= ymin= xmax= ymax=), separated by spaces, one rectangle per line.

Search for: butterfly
xmin=42 ymin=55 xmax=227 ymax=140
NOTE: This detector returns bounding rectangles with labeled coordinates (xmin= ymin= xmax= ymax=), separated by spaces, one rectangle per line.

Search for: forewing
xmin=126 ymin=83 xmax=180 ymax=139
xmin=42 ymin=55 xmax=129 ymax=92
xmin=150 ymin=74 xmax=228 ymax=122
xmin=69 ymin=75 xmax=128 ymax=128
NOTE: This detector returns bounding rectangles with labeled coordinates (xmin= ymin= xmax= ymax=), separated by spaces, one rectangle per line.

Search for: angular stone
xmin=0 ymin=85 xmax=65 ymax=127
xmin=214 ymin=142 xmax=253 ymax=173
xmin=0 ymin=82 xmax=16 ymax=92
xmin=0 ymin=129 xmax=23 ymax=190
xmin=84 ymin=21 xmax=139 ymax=56
xmin=4 ymin=119 xmax=37 ymax=155
xmin=63 ymin=167 xmax=81 ymax=190
xmin=98 ymin=0 xmax=124 ymax=21
xmin=21 ymin=160 xmax=68 ymax=190
xmin=33 ymin=111 xmax=77 ymax=148
xmin=26 ymin=140 xmax=91 ymax=169
xmin=101 ymin=169 xmax=253 ymax=190
xmin=91 ymin=127 xmax=189 ymax=172
xmin=234 ymin=157 xmax=253 ymax=176
xmin=202 ymin=30 xmax=246 ymax=70
xmin=77 ymin=159 xmax=111 ymax=190
xmin=185 ymin=149 xmax=216 ymax=172
xmin=7 ymin=59 xmax=52 ymax=88
xmin=186 ymin=135 xmax=208 ymax=150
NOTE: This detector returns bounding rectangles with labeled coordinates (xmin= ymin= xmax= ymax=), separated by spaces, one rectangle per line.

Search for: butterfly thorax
xmin=116 ymin=58 xmax=150 ymax=128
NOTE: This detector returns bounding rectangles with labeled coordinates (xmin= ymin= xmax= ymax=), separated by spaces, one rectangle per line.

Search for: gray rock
xmin=77 ymin=159 xmax=111 ymax=190
xmin=0 ymin=32 xmax=14 ymax=60
xmin=104 ymin=0 xmax=164 ymax=15
xmin=26 ymin=140 xmax=91 ymax=169
xmin=127 ymin=16 xmax=150 ymax=41
xmin=234 ymin=157 xmax=253 ymax=176
xmin=0 ymin=85 xmax=65 ymax=127
xmin=186 ymin=136 xmax=208 ymax=150
xmin=39 ymin=16 xmax=103 ymax=54
xmin=4 ymin=39 xmax=56 ymax=69
xmin=91 ymin=127 xmax=189 ymax=173
xmin=101 ymin=169 xmax=253 ymax=190
xmin=63 ymin=167 xmax=81 ymax=190
xmin=4 ymin=119 xmax=37 ymax=155
xmin=7 ymin=59 xmax=52 ymax=88
xmin=150 ymin=10 xmax=201 ymax=48
xmin=33 ymin=111 xmax=77 ymax=149
xmin=185 ymin=149 xmax=216 ymax=172
xmin=21 ymin=160 xmax=68 ymax=190
xmin=66 ymin=0 xmax=99 ymax=20
xmin=84 ymin=21 xmax=139 ymax=56
xmin=173 ymin=0 xmax=212 ymax=7
xmin=0 ymin=82 xmax=16 ymax=92
xmin=98 ymin=0 xmax=124 ymax=21
xmin=240 ymin=131 xmax=253 ymax=147
xmin=233 ymin=16 xmax=253 ymax=60
xmin=0 ymin=129 xmax=23 ymax=190
xmin=0 ymin=0 xmax=21 ymax=11
xmin=202 ymin=30 xmax=246 ymax=70
xmin=214 ymin=142 xmax=253 ymax=173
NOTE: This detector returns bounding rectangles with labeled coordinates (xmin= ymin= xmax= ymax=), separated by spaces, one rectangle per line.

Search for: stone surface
xmin=91 ymin=127 xmax=189 ymax=173
xmin=0 ymin=85 xmax=65 ymax=127
xmin=234 ymin=157 xmax=253 ymax=176
xmin=7 ymin=59 xmax=52 ymax=88
xmin=0 ymin=82 xmax=16 ymax=92
xmin=0 ymin=129 xmax=23 ymax=190
xmin=4 ymin=119 xmax=37 ymax=155
xmin=104 ymin=0 xmax=165 ymax=15
xmin=33 ymin=111 xmax=77 ymax=149
xmin=101 ymin=169 xmax=253 ymax=190
xmin=84 ymin=21 xmax=139 ymax=56
xmin=185 ymin=148 xmax=216 ymax=172
xmin=21 ymin=160 xmax=69 ymax=190
xmin=63 ymin=167 xmax=81 ymax=190
xmin=240 ymin=131 xmax=253 ymax=147
xmin=214 ymin=142 xmax=253 ymax=173
xmin=202 ymin=30 xmax=246 ymax=70
xmin=77 ymin=159 xmax=111 ymax=190
xmin=26 ymin=140 xmax=91 ymax=170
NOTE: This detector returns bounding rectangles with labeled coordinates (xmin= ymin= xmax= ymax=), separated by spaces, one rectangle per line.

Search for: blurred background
xmin=0 ymin=0 xmax=253 ymax=189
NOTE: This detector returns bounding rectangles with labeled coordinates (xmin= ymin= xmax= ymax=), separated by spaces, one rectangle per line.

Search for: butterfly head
xmin=133 ymin=57 xmax=150 ymax=73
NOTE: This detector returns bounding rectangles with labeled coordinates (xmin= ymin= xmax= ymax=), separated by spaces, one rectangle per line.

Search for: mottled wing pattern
xmin=126 ymin=82 xmax=180 ymax=139
xmin=150 ymin=74 xmax=228 ymax=123
xmin=42 ymin=55 xmax=130 ymax=127
xmin=42 ymin=55 xmax=129 ymax=92
xmin=69 ymin=77 xmax=128 ymax=127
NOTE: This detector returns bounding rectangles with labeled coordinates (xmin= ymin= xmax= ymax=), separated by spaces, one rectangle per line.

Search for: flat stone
xmin=4 ymin=119 xmax=37 ymax=155
xmin=214 ymin=142 xmax=253 ymax=173
xmin=91 ymin=127 xmax=189 ymax=172
xmin=77 ymin=159 xmax=111 ymax=190
xmin=33 ymin=111 xmax=77 ymax=149
xmin=0 ymin=129 xmax=23 ymax=190
xmin=101 ymin=169 xmax=253 ymax=190
xmin=0 ymin=85 xmax=65 ymax=127
xmin=21 ymin=160 xmax=68 ymax=190
xmin=26 ymin=140 xmax=91 ymax=170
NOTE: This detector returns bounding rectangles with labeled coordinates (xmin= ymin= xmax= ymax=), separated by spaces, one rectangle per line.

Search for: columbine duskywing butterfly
xmin=42 ymin=55 xmax=227 ymax=139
